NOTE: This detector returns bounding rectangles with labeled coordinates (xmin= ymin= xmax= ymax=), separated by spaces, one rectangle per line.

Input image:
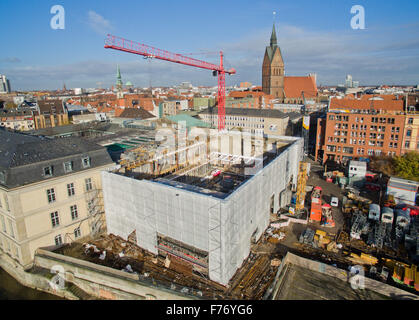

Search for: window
xmin=405 ymin=142 xmax=410 ymax=148
xmin=70 ymin=205 xmax=78 ymax=220
xmin=407 ymin=130 xmax=412 ymax=137
xmin=408 ymin=118 xmax=413 ymax=124
xmin=87 ymin=199 xmax=95 ymax=212
xmin=67 ymin=183 xmax=75 ymax=197
xmin=43 ymin=166 xmax=53 ymax=177
xmin=63 ymin=161 xmax=73 ymax=173
xmin=8 ymin=219 xmax=14 ymax=238
xmin=74 ymin=227 xmax=81 ymax=239
xmin=51 ymin=211 xmax=60 ymax=228
xmin=55 ymin=234 xmax=63 ymax=246
xmin=82 ymin=157 xmax=91 ymax=168
xmin=47 ymin=188 xmax=56 ymax=203
xmin=85 ymin=178 xmax=93 ymax=191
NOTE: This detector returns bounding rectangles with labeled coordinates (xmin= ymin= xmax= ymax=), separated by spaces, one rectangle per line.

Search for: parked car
xmin=331 ymin=197 xmax=339 ymax=207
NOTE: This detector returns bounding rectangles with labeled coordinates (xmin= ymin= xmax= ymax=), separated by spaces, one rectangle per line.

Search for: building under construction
xmin=101 ymin=129 xmax=303 ymax=285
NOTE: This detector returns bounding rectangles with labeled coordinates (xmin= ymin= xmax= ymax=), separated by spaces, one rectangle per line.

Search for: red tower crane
xmin=104 ymin=34 xmax=236 ymax=131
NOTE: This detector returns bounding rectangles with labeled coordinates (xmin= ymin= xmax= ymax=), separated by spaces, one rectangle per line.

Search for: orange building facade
xmin=315 ymin=95 xmax=411 ymax=164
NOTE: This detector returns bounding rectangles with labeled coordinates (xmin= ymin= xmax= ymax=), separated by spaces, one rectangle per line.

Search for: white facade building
xmin=101 ymin=133 xmax=303 ymax=285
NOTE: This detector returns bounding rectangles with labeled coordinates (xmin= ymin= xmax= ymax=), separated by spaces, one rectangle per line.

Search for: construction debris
xmin=57 ymin=233 xmax=280 ymax=300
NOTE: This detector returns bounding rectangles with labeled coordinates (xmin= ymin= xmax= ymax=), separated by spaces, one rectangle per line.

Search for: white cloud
xmin=219 ymin=23 xmax=419 ymax=86
xmin=87 ymin=10 xmax=113 ymax=35
xmin=0 ymin=57 xmax=21 ymax=63
xmin=5 ymin=22 xmax=419 ymax=90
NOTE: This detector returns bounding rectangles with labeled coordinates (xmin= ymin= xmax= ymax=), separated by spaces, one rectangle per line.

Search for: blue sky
xmin=1 ymin=0 xmax=419 ymax=90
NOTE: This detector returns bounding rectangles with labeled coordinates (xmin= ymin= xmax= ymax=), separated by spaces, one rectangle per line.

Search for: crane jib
xmin=104 ymin=34 xmax=235 ymax=131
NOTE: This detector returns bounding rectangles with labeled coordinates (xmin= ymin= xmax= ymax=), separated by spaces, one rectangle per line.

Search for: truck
xmin=321 ymin=203 xmax=335 ymax=228
xmin=310 ymin=187 xmax=323 ymax=222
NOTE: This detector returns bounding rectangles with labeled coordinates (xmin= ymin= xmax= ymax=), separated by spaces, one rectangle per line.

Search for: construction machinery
xmin=293 ymin=162 xmax=309 ymax=215
xmin=104 ymin=34 xmax=235 ymax=131
xmin=321 ymin=204 xmax=335 ymax=228
xmin=309 ymin=186 xmax=323 ymax=222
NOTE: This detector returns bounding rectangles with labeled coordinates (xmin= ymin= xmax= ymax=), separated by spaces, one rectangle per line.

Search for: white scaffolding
xmin=102 ymin=135 xmax=304 ymax=285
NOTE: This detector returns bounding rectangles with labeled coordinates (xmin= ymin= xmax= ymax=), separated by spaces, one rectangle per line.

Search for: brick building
xmin=262 ymin=24 xmax=318 ymax=103
xmin=315 ymin=95 xmax=409 ymax=164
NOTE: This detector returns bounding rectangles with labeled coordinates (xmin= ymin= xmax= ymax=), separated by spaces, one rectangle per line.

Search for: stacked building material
xmin=299 ymin=228 xmax=316 ymax=247
xmin=350 ymin=213 xmax=369 ymax=240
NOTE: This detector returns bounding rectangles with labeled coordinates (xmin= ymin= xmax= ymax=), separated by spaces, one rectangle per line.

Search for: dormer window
xmin=64 ymin=161 xmax=73 ymax=173
xmin=43 ymin=166 xmax=53 ymax=177
xmin=82 ymin=156 xmax=91 ymax=168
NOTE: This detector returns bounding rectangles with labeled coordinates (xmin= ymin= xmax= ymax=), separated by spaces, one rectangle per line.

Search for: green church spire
xmin=116 ymin=64 xmax=123 ymax=92
xmin=270 ymin=23 xmax=277 ymax=47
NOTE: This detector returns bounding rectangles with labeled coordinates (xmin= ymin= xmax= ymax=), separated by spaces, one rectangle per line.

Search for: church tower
xmin=116 ymin=64 xmax=124 ymax=99
xmin=262 ymin=23 xmax=285 ymax=101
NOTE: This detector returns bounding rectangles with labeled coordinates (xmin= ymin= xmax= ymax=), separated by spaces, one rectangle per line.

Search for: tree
xmin=393 ymin=152 xmax=419 ymax=182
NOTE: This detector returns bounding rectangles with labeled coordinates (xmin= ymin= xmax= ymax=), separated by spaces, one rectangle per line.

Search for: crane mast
xmin=104 ymin=34 xmax=235 ymax=131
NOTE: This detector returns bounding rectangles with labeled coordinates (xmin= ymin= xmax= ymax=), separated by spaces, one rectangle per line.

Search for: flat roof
xmin=274 ymin=264 xmax=388 ymax=300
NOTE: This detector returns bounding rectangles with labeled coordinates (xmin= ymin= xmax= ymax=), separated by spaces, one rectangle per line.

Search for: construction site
xmin=44 ymin=150 xmax=419 ymax=300
xmin=101 ymin=130 xmax=304 ymax=286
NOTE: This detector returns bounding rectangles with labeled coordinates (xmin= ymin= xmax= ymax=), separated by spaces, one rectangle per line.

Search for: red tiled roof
xmin=284 ymin=76 xmax=318 ymax=99
xmin=114 ymin=108 xmax=125 ymax=117
xmin=330 ymin=95 xmax=404 ymax=111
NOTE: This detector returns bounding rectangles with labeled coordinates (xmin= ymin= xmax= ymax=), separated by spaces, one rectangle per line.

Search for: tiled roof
xmin=118 ymin=107 xmax=155 ymax=119
xmin=284 ymin=76 xmax=318 ymax=99
xmin=38 ymin=99 xmax=66 ymax=114
xmin=330 ymin=95 xmax=404 ymax=111
xmin=0 ymin=128 xmax=113 ymax=188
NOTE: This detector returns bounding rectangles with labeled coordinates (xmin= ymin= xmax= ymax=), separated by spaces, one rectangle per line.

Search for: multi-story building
xmin=199 ymin=107 xmax=289 ymax=136
xmin=315 ymin=95 xmax=407 ymax=164
xmin=401 ymin=113 xmax=419 ymax=154
xmin=0 ymin=108 xmax=35 ymax=131
xmin=0 ymin=75 xmax=11 ymax=94
xmin=102 ymin=131 xmax=303 ymax=285
xmin=0 ymin=129 xmax=114 ymax=268
xmin=34 ymin=99 xmax=69 ymax=129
